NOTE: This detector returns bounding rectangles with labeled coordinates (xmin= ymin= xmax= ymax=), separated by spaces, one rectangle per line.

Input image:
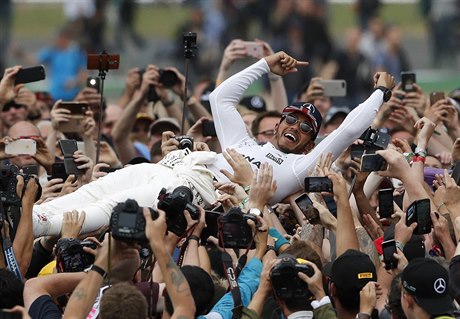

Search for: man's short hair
xmin=100 ymin=282 xmax=148 ymax=319
xmin=251 ymin=111 xmax=282 ymax=137
xmin=164 ymin=265 xmax=215 ymax=316
xmin=282 ymin=240 xmax=322 ymax=270
xmin=0 ymin=269 xmax=24 ymax=308
xmin=330 ymin=249 xmax=377 ymax=313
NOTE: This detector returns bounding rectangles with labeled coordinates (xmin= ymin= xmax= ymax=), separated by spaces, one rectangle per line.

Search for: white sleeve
xmin=209 ymin=59 xmax=270 ymax=149
xmin=293 ymin=90 xmax=384 ymax=178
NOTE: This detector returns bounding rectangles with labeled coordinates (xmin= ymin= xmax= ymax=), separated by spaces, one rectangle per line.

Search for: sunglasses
xmin=282 ymin=114 xmax=313 ymax=134
xmin=2 ymin=103 xmax=26 ymax=113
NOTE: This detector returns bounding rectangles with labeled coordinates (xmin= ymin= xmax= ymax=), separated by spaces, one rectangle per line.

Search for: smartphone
xmin=87 ymin=53 xmax=120 ymax=70
xmin=319 ymin=80 xmax=347 ymax=97
xmin=86 ymin=76 xmax=100 ymax=93
xmin=99 ymin=167 xmax=122 ymax=174
xmin=59 ymin=140 xmax=83 ymax=176
xmin=382 ymin=239 xmax=398 ymax=270
xmin=58 ymin=102 xmax=88 ymax=133
xmin=406 ymin=198 xmax=431 ymax=235
xmin=430 ymin=91 xmax=445 ymax=106
xmin=243 ymin=41 xmax=264 ymax=59
xmin=48 ymin=162 xmax=69 ymax=181
xmin=201 ymin=211 xmax=221 ymax=243
xmin=360 ymin=154 xmax=388 ymax=172
xmin=351 ymin=144 xmax=366 ymax=160
xmin=202 ymin=121 xmax=217 ymax=137
xmin=14 ymin=65 xmax=46 ymax=84
xmin=451 ymin=162 xmax=460 ymax=185
xmin=304 ymin=177 xmax=333 ymax=193
xmin=295 ymin=193 xmax=319 ymax=223
xmin=5 ymin=139 xmax=37 ymax=155
xmin=401 ymin=72 xmax=416 ymax=92
xmin=22 ymin=164 xmax=39 ymax=176
xmin=378 ymin=188 xmax=394 ymax=218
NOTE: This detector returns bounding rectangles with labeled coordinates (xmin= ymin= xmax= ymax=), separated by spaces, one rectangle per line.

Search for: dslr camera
xmin=111 ymin=199 xmax=158 ymax=243
xmin=359 ymin=127 xmax=390 ymax=150
xmin=157 ymin=186 xmax=199 ymax=236
xmin=0 ymin=165 xmax=41 ymax=207
xmin=175 ymin=136 xmax=194 ymax=150
xmin=217 ymin=207 xmax=257 ymax=249
xmin=270 ymin=254 xmax=315 ymax=300
xmin=138 ymin=68 xmax=179 ymax=102
xmin=55 ymin=238 xmax=97 ymax=273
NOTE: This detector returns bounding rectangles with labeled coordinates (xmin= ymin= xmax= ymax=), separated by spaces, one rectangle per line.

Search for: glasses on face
xmin=2 ymin=104 xmax=25 ymax=113
xmin=256 ymin=129 xmax=275 ymax=137
xmin=282 ymin=114 xmax=313 ymax=134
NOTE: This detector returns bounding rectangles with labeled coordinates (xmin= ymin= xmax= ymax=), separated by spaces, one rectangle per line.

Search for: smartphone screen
xmin=304 ymin=177 xmax=333 ymax=193
xmin=401 ymin=72 xmax=416 ymax=92
xmin=295 ymin=193 xmax=320 ymax=223
xmin=378 ymin=188 xmax=394 ymax=218
xmin=382 ymin=239 xmax=397 ymax=270
xmin=406 ymin=198 xmax=431 ymax=235
xmin=351 ymin=144 xmax=366 ymax=160
xmin=361 ymin=154 xmax=388 ymax=172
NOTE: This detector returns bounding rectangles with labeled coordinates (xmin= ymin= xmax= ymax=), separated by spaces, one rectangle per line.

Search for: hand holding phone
xmin=401 ymin=72 xmax=416 ymax=92
xmin=319 ymin=79 xmax=347 ymax=97
xmin=1 ymin=65 xmax=46 ymax=84
xmin=202 ymin=121 xmax=217 ymax=137
xmin=378 ymin=188 xmax=394 ymax=218
xmin=382 ymin=239 xmax=398 ymax=270
xmin=59 ymin=140 xmax=83 ymax=176
xmin=243 ymin=41 xmax=264 ymax=59
xmin=360 ymin=154 xmax=388 ymax=172
xmin=57 ymin=102 xmax=89 ymax=133
xmin=294 ymin=193 xmax=319 ymax=223
xmin=406 ymin=198 xmax=431 ymax=235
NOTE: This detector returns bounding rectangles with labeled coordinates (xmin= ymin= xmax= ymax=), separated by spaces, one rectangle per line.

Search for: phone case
xmin=14 ymin=65 xmax=46 ymax=84
xmin=5 ymin=139 xmax=37 ymax=155
xmin=360 ymin=154 xmax=388 ymax=172
xmin=59 ymin=140 xmax=83 ymax=176
xmin=320 ymin=80 xmax=347 ymax=97
xmin=243 ymin=42 xmax=263 ymax=59
xmin=58 ymin=103 xmax=88 ymax=133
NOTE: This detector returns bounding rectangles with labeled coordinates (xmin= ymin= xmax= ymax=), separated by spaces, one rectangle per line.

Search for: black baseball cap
xmin=402 ymin=257 xmax=455 ymax=315
xmin=281 ymin=102 xmax=323 ymax=138
xmin=331 ymin=249 xmax=376 ymax=293
xmin=239 ymin=95 xmax=267 ymax=113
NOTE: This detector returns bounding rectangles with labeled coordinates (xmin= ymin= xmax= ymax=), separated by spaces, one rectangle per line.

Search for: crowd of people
xmin=1 ymin=1 xmax=460 ymax=319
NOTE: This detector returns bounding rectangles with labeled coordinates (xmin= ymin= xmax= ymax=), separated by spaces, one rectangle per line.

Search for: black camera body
xmin=138 ymin=68 xmax=178 ymax=102
xmin=0 ymin=165 xmax=41 ymax=207
xmin=183 ymin=32 xmax=197 ymax=59
xmin=218 ymin=207 xmax=257 ymax=249
xmin=55 ymin=238 xmax=97 ymax=273
xmin=359 ymin=127 xmax=390 ymax=150
xmin=111 ymin=199 xmax=158 ymax=243
xmin=157 ymin=186 xmax=199 ymax=236
xmin=175 ymin=136 xmax=194 ymax=150
xmin=270 ymin=254 xmax=314 ymax=300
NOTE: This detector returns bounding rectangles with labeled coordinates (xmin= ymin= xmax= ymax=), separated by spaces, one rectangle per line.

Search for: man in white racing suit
xmin=31 ymin=52 xmax=394 ymax=237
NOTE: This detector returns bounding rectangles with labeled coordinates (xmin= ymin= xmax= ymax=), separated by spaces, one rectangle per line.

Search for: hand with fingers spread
xmin=424 ymin=98 xmax=452 ymax=125
xmin=392 ymin=137 xmax=412 ymax=154
xmin=311 ymin=201 xmax=337 ymax=232
xmin=219 ymin=39 xmax=248 ymax=73
xmin=389 ymin=107 xmax=417 ymax=135
xmin=59 ymin=175 xmax=78 ymax=196
xmin=61 ymin=210 xmax=86 ymax=238
xmin=314 ymin=152 xmax=333 ymax=176
xmin=248 ymin=162 xmax=277 ymax=210
xmin=264 ymin=51 xmax=309 ymax=76
xmin=220 ymin=148 xmax=254 ymax=187
xmin=161 ymin=131 xmax=179 ymax=156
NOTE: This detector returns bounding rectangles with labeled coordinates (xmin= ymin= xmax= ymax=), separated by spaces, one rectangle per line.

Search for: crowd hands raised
xmin=0 ymin=38 xmax=459 ymax=319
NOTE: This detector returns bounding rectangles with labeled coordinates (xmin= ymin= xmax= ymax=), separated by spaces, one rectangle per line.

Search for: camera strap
xmin=221 ymin=251 xmax=243 ymax=319
xmin=176 ymin=224 xmax=197 ymax=268
xmin=2 ymin=238 xmax=22 ymax=280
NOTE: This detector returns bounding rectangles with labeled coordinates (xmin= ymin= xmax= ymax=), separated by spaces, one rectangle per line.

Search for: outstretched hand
xmin=264 ymin=51 xmax=309 ymax=76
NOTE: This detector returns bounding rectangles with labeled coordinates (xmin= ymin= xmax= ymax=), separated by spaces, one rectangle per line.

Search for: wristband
xmin=412 ymin=155 xmax=425 ymax=163
xmin=403 ymin=152 xmax=415 ymax=163
xmin=239 ymin=196 xmax=249 ymax=209
xmin=188 ymin=235 xmax=200 ymax=244
xmin=415 ymin=147 xmax=427 ymax=158
xmin=355 ymin=313 xmax=371 ymax=319
xmin=90 ymin=265 xmax=107 ymax=279
xmin=269 ymin=228 xmax=289 ymax=252
xmin=265 ymin=245 xmax=276 ymax=255
xmin=243 ymin=185 xmax=251 ymax=194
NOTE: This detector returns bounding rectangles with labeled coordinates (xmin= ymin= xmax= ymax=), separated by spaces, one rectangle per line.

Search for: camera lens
xmin=159 ymin=70 xmax=178 ymax=87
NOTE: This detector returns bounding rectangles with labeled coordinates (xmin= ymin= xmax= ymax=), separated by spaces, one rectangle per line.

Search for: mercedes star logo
xmin=434 ymin=278 xmax=446 ymax=294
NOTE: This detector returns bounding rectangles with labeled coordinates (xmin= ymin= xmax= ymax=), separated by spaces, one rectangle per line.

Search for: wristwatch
xmin=355 ymin=313 xmax=371 ymax=319
xmin=376 ymin=86 xmax=392 ymax=102
xmin=249 ymin=208 xmax=262 ymax=217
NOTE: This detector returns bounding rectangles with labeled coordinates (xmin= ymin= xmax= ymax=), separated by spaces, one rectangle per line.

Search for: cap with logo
xmin=239 ymin=95 xmax=267 ymax=113
xmin=402 ymin=257 xmax=455 ymax=315
xmin=330 ymin=249 xmax=376 ymax=293
xmin=281 ymin=102 xmax=323 ymax=138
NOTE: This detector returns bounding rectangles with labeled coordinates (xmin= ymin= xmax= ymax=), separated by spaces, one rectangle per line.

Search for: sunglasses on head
xmin=282 ymin=114 xmax=314 ymax=134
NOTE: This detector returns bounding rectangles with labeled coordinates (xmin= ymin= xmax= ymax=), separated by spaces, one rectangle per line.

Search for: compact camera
xmin=111 ymin=199 xmax=158 ymax=243
xmin=359 ymin=127 xmax=390 ymax=150
xmin=157 ymin=186 xmax=200 ymax=236
xmin=175 ymin=136 xmax=194 ymax=150
xmin=270 ymin=254 xmax=314 ymax=300
xmin=55 ymin=238 xmax=97 ymax=273
xmin=217 ymin=207 xmax=257 ymax=249
xmin=0 ymin=165 xmax=41 ymax=207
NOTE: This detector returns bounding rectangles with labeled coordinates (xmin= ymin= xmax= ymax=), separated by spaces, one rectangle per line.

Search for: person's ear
xmin=303 ymin=141 xmax=315 ymax=154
